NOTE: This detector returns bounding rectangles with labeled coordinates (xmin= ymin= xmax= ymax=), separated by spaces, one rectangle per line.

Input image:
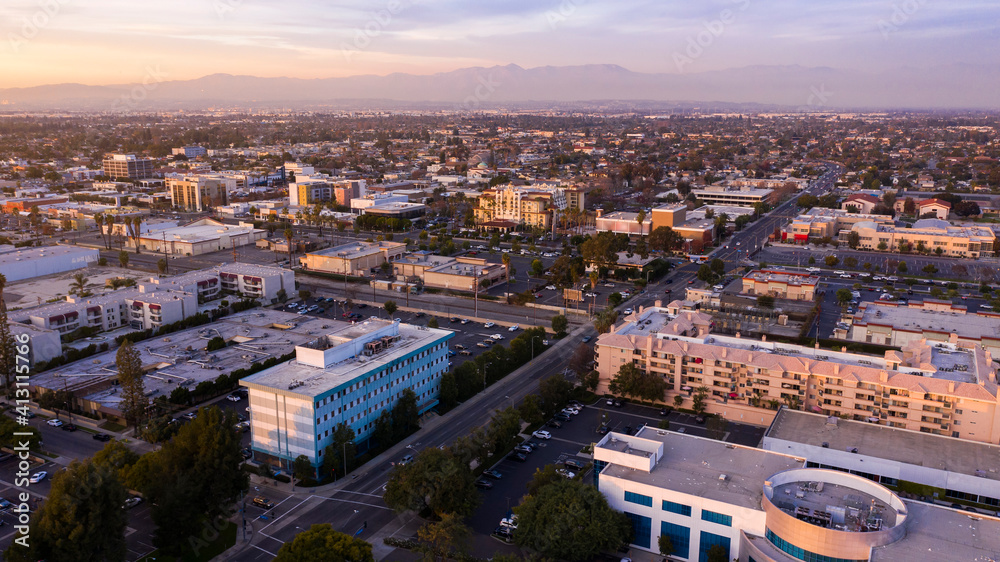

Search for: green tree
xmin=710 ymin=258 xmax=725 ymax=276
xmin=157 ymin=258 xmax=168 ymax=275
xmin=526 ymin=463 xmax=562 ymax=497
xmin=607 ymin=292 xmax=623 ymax=307
xmin=836 ymin=288 xmax=853 ymax=306
xmin=118 ymin=250 xmax=129 ymax=268
xmin=692 ymin=386 xmax=710 ymax=416
xmin=322 ymin=423 xmax=357 ymax=480
xmin=824 ymin=255 xmax=839 ymax=267
xmin=706 ymin=544 xmax=729 ymax=562
xmin=877 ymin=241 xmax=888 ymax=251
xmin=530 ymin=259 xmax=544 ymax=277
xmin=897 ymin=261 xmax=908 ymax=273
xmin=391 ymin=389 xmax=420 ymax=441
xmin=648 ymin=226 xmax=682 ymax=253
xmin=658 ymin=533 xmax=676 ymax=557
xmin=923 ymin=264 xmax=938 ymax=276
xmin=518 ymin=394 xmax=544 ymax=426
xmin=428 ymin=317 xmax=439 ymax=328
xmin=384 ymin=300 xmax=398 ymax=316
xmin=383 ymin=447 xmax=479 ymax=518
xmin=4 ymin=460 xmax=128 ymax=562
xmin=92 ymin=440 xmax=141 ymax=484
xmin=416 ymin=512 xmax=470 ymax=562
xmin=696 ymin=264 xmax=716 ymax=284
xmin=116 ymin=340 xmax=147 ymax=429
xmin=293 ymin=454 xmax=313 ymax=481
xmin=551 ymin=314 xmax=568 ymax=336
xmin=808 ymin=256 xmax=816 ymax=265
xmin=609 ymin=362 xmax=667 ymax=402
xmin=70 ymin=272 xmax=91 ymax=297
xmin=757 ymin=295 xmax=775 ymax=308
xmin=0 ymin=273 xmax=14 ymax=396
xmin=673 ymin=394 xmax=684 ymax=409
xmin=539 ymin=375 xmax=573 ymax=416
xmin=0 ymin=415 xmax=40 ymax=451
xmin=844 ymin=256 xmax=858 ymax=268
xmin=139 ymin=406 xmax=248 ymax=556
xmin=593 ymin=307 xmax=619 ymax=334
xmin=274 ymin=524 xmax=373 ymax=562
xmin=514 ymin=479 xmax=631 ymax=561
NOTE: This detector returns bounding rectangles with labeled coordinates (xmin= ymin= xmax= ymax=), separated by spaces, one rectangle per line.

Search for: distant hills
xmin=2 ymin=63 xmax=998 ymax=112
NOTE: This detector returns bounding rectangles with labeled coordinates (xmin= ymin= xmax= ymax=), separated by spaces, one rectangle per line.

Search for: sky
xmin=1 ymin=0 xmax=997 ymax=88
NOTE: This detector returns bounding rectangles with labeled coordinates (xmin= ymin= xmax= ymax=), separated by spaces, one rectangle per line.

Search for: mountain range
xmin=2 ymin=63 xmax=998 ymax=112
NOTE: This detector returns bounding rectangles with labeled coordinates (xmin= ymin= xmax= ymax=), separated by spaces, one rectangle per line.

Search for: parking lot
xmin=463 ymin=398 xmax=766 ymax=556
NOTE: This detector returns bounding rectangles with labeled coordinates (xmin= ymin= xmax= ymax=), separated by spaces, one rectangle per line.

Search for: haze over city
xmin=3 ymin=0 xmax=999 ymax=108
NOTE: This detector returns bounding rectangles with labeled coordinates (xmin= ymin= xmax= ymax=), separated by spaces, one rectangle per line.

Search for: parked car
xmin=582 ymin=336 xmax=592 ymax=343
xmin=622 ymin=425 xmax=633 ymax=435
xmin=92 ymin=433 xmax=112 ymax=442
xmin=474 ymin=479 xmax=494 ymax=489
xmin=459 ymin=350 xmax=474 ymax=356
xmin=547 ymin=420 xmax=563 ymax=429
xmin=555 ymin=468 xmax=576 ymax=479
xmin=226 ymin=394 xmax=241 ymax=402
xmin=659 ymin=407 xmax=671 ymax=416
xmin=564 ymin=459 xmax=586 ymax=470
xmin=508 ymin=452 xmax=527 ymax=462
xmin=514 ymin=445 xmax=532 ymax=455
xmin=508 ymin=324 xmax=519 ymax=332
xmin=123 ymin=496 xmax=143 ymax=509
xmin=484 ymin=322 xmax=495 ymax=328
xmin=61 ymin=424 xmax=78 ymax=432
xmin=398 ymin=454 xmax=414 ymax=466
xmin=46 ymin=419 xmax=64 ymax=427
xmin=29 ymin=471 xmax=47 ymax=484
xmin=483 ymin=469 xmax=502 ymax=479
xmin=532 ymin=430 xmax=551 ymax=439
xmin=553 ymin=413 xmax=571 ymax=422
xmin=450 ymin=317 xmax=460 ymax=323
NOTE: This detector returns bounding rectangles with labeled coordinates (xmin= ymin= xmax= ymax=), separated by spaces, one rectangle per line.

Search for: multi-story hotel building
xmin=596 ymin=427 xmax=1000 ymax=561
xmin=103 ymin=154 xmax=155 ymax=179
xmin=240 ymin=318 xmax=452 ymax=470
xmin=595 ymin=304 xmax=1000 ymax=444
xmin=167 ymin=176 xmax=228 ymax=211
xmin=473 ymin=185 xmax=585 ymax=229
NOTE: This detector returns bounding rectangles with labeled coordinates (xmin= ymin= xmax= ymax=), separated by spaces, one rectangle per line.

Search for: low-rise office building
xmin=595 ymin=304 xmax=1000 ymax=444
xmin=843 ymin=300 xmax=1000 ymax=357
xmin=103 ymin=154 xmax=155 ymax=179
xmin=763 ymin=408 xmax=1000 ymax=514
xmin=241 ymin=318 xmax=453 ymax=470
xmin=595 ymin=211 xmax=652 ymax=236
xmin=299 ymin=241 xmax=407 ymax=276
xmin=690 ymin=185 xmax=773 ymax=207
xmin=843 ymin=218 xmax=995 ymax=258
xmin=741 ymin=269 xmax=819 ymax=301
xmin=595 ymin=427 xmax=999 ymax=562
xmin=392 ymin=252 xmax=507 ymax=291
xmin=167 ymin=176 xmax=228 ymax=211
xmin=782 ymin=208 xmax=893 ymax=243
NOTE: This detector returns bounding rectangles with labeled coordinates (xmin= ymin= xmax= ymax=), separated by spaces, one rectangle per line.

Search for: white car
xmin=833 ymin=270 xmax=846 ymax=275
xmin=602 ymin=283 xmax=615 ymax=287
xmin=562 ymin=407 xmax=580 ymax=416
xmin=624 ymin=308 xmax=633 ymax=314
xmin=491 ymin=334 xmax=504 ymax=340
xmin=545 ymin=285 xmax=557 ymax=290
xmin=532 ymin=430 xmax=551 ymax=439
xmin=29 ymin=471 xmax=46 ymax=484
xmin=46 ymin=419 xmax=64 ymax=427
xmin=887 ymin=276 xmax=899 ymax=282
xmin=555 ymin=468 xmax=576 ymax=479
xmin=226 ymin=394 xmax=241 ymax=402
xmin=508 ymin=324 xmax=519 ymax=332
xmin=484 ymin=322 xmax=495 ymax=328
xmin=806 ymin=267 xmax=821 ymax=273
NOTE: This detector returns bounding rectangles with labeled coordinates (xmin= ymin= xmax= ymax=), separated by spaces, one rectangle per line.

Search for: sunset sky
xmin=2 ymin=0 xmax=996 ymax=87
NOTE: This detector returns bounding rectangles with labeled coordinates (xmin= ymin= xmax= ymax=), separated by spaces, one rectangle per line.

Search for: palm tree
xmin=501 ymin=252 xmax=511 ymax=283
xmin=284 ymin=228 xmax=294 ymax=268
xmin=636 ymin=210 xmax=646 ymax=237
xmin=0 ymin=273 xmax=14 ymax=395
xmin=70 ymin=273 xmax=91 ymax=297
xmin=589 ymin=270 xmax=599 ymax=290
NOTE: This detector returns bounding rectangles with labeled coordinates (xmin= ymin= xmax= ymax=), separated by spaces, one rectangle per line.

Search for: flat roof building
xmin=843 ymin=218 xmax=995 ymax=258
xmin=596 ymin=304 xmax=1000 ymax=444
xmin=741 ymin=269 xmax=819 ymax=301
xmin=134 ymin=219 xmax=265 ymax=256
xmin=167 ymin=176 xmax=228 ymax=211
xmin=103 ymin=154 xmax=155 ymax=179
xmin=0 ymin=245 xmax=98 ymax=282
xmin=596 ymin=427 xmax=1000 ymax=561
xmin=843 ymin=300 xmax=1000 ymax=357
xmin=392 ymin=253 xmax=507 ymax=292
xmin=299 ymin=241 xmax=407 ymax=276
xmin=691 ymin=185 xmax=773 ymax=207
xmin=241 ymin=318 xmax=452 ymax=470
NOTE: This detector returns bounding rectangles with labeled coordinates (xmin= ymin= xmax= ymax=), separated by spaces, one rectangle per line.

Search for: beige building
xmin=840 ymin=193 xmax=880 ymax=214
xmin=650 ymin=204 xmax=687 ymax=230
xmin=843 ymin=300 xmax=1000 ymax=357
xmin=595 ymin=304 xmax=1000 ymax=444
xmin=134 ymin=219 xmax=265 ymax=256
xmin=782 ymin=207 xmax=894 ymax=243
xmin=103 ymin=154 xmax=155 ymax=179
xmin=474 ymin=186 xmax=584 ymax=229
xmin=168 ymin=176 xmax=228 ymax=211
xmin=392 ymin=253 xmax=506 ymax=291
xmin=741 ymin=269 xmax=818 ymax=301
xmin=844 ymin=218 xmax=995 ymax=257
xmin=299 ymin=241 xmax=407 ymax=276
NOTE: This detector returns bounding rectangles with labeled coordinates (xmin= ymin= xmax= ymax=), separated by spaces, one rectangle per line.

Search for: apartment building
xmin=240 ymin=318 xmax=452 ymax=470
xmin=844 ymin=218 xmax=995 ymax=258
xmin=289 ymin=178 xmax=333 ymax=206
xmin=103 ymin=154 xmax=155 ymax=179
xmin=474 ymin=185 xmax=585 ymax=229
xmin=299 ymin=241 xmax=407 ymax=276
xmin=596 ymin=427 xmax=999 ymax=561
xmin=11 ymin=264 xmax=294 ymax=338
xmin=741 ymin=269 xmax=819 ymax=301
xmin=167 ymin=176 xmax=228 ymax=211
xmin=595 ymin=305 xmax=1000 ymax=444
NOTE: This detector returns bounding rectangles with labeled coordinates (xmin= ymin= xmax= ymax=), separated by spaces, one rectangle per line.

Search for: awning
xmin=682 ymin=386 xmax=692 ymax=391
